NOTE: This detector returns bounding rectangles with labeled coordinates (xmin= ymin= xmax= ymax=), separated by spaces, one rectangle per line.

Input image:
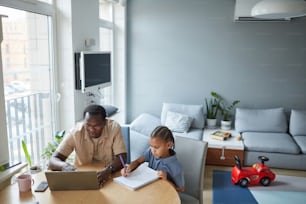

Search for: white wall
xmin=56 ymin=0 xmax=100 ymax=130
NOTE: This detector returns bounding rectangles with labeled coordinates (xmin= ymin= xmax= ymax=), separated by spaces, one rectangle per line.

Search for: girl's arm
xmin=157 ymin=170 xmax=185 ymax=192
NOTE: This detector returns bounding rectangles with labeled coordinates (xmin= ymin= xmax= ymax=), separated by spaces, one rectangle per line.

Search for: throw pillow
xmin=161 ymin=103 xmax=205 ymax=129
xmin=103 ymin=105 xmax=118 ymax=117
xmin=165 ymin=111 xmax=193 ymax=133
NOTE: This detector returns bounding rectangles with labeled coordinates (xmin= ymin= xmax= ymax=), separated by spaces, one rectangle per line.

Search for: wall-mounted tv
xmin=75 ymin=51 xmax=111 ymax=93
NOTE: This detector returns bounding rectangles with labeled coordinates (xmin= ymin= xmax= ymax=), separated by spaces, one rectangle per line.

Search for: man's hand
xmin=62 ymin=163 xmax=76 ymax=171
xmin=97 ymin=167 xmax=112 ymax=186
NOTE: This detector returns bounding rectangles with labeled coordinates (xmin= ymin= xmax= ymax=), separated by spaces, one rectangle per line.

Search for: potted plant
xmin=205 ymin=91 xmax=223 ymax=128
xmin=41 ymin=130 xmax=65 ymax=161
xmin=21 ymin=140 xmax=42 ymax=173
xmin=41 ymin=130 xmax=73 ymax=165
xmin=220 ymin=99 xmax=240 ymax=130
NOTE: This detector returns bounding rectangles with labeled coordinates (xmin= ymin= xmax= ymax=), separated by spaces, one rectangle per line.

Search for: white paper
xmin=113 ymin=162 xmax=159 ymax=190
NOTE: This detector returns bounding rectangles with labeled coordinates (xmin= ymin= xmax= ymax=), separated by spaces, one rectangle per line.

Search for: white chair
xmin=175 ymin=136 xmax=208 ymax=204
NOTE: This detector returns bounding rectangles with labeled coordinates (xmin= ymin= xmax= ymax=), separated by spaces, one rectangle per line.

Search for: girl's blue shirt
xmin=142 ymin=148 xmax=184 ymax=188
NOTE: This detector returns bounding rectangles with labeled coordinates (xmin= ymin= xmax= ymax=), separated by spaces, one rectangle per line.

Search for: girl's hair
xmin=150 ymin=126 xmax=175 ymax=149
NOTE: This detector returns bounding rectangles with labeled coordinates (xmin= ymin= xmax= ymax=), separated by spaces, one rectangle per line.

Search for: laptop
xmin=45 ymin=171 xmax=100 ymax=191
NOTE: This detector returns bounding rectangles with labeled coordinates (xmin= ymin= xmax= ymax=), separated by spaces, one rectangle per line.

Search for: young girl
xmin=121 ymin=126 xmax=185 ymax=192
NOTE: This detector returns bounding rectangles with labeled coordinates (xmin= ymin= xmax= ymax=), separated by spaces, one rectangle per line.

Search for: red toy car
xmin=231 ymin=155 xmax=276 ymax=187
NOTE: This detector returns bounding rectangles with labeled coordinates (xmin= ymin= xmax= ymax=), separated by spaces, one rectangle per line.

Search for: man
xmin=48 ymin=104 xmax=127 ymax=186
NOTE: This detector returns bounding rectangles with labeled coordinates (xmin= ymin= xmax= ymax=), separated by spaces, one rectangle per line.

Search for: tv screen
xmin=75 ymin=51 xmax=111 ymax=93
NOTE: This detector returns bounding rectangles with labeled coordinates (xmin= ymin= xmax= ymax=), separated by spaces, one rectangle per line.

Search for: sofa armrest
xmin=121 ymin=125 xmax=130 ymax=163
xmin=290 ymin=109 xmax=306 ymax=136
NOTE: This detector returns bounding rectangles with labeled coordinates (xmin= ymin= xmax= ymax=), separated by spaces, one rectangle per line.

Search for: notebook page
xmin=113 ymin=162 xmax=159 ymax=190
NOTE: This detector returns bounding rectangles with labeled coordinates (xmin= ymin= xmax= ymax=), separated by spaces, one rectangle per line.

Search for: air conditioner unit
xmin=234 ymin=0 xmax=290 ymax=22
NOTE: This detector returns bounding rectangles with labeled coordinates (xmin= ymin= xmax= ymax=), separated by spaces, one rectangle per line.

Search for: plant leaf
xmin=22 ymin=140 xmax=32 ymax=167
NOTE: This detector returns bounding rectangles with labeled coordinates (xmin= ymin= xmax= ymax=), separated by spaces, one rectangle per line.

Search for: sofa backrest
xmin=161 ymin=103 xmax=205 ymax=129
xmin=289 ymin=109 xmax=306 ymax=136
xmin=235 ymin=107 xmax=288 ymax=133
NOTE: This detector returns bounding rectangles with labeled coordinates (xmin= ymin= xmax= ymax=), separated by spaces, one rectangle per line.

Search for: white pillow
xmin=165 ymin=111 xmax=193 ymax=133
xmin=161 ymin=103 xmax=205 ymax=129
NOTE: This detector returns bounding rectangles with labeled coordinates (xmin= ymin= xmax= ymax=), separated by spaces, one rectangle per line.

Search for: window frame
xmin=0 ymin=0 xmax=58 ymax=165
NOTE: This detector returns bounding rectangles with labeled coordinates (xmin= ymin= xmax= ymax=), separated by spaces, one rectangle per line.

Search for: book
xmin=210 ymin=130 xmax=231 ymax=141
xmin=113 ymin=162 xmax=159 ymax=190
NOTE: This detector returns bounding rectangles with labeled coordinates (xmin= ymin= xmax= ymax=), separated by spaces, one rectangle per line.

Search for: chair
xmin=121 ymin=125 xmax=130 ymax=163
xmin=175 ymin=136 xmax=208 ymax=204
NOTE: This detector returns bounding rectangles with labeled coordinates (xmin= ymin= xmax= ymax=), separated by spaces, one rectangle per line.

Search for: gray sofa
xmin=235 ymin=108 xmax=306 ymax=170
xmin=129 ymin=103 xmax=205 ymax=161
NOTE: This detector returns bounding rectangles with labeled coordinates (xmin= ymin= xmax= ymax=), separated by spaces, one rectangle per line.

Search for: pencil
xmin=119 ymin=155 xmax=126 ymax=172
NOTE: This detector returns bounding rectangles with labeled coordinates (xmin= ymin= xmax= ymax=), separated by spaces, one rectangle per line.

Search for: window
xmin=0 ymin=3 xmax=56 ymax=166
xmin=99 ymin=0 xmax=112 ymax=21
xmin=98 ymin=0 xmax=126 ymax=123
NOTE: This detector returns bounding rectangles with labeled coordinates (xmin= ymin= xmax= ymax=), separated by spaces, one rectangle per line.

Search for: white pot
xmin=206 ymin=118 xmax=217 ymax=128
xmin=221 ymin=120 xmax=231 ymax=130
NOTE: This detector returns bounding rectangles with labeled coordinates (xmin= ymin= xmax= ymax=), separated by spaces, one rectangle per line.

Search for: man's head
xmin=83 ymin=105 xmax=107 ymax=138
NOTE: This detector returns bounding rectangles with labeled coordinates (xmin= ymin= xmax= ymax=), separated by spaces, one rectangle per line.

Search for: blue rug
xmin=213 ymin=170 xmax=257 ymax=204
xmin=213 ymin=170 xmax=306 ymax=204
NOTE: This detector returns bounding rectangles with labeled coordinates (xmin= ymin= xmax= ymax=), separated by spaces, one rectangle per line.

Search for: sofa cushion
xmin=289 ymin=109 xmax=306 ymax=136
xmin=130 ymin=113 xmax=161 ymax=136
xmin=235 ymin=107 xmax=287 ymax=133
xmin=242 ymin=132 xmax=300 ymax=154
xmin=161 ymin=103 xmax=205 ymax=129
xmin=293 ymin=136 xmax=306 ymax=154
xmin=165 ymin=111 xmax=193 ymax=133
xmin=173 ymin=128 xmax=203 ymax=140
xmin=103 ymin=105 xmax=118 ymax=117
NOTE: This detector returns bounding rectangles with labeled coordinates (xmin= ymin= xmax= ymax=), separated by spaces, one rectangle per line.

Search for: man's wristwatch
xmin=106 ymin=165 xmax=115 ymax=173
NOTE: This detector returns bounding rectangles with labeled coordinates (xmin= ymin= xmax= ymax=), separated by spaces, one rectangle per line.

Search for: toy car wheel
xmin=239 ymin=178 xmax=249 ymax=187
xmin=260 ymin=177 xmax=271 ymax=186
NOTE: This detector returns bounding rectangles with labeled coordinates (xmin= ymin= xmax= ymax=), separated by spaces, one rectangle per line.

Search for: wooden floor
xmin=203 ymin=165 xmax=306 ymax=204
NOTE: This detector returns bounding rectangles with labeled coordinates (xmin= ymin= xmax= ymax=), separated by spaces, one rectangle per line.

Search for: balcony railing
xmin=5 ymin=92 xmax=53 ymax=166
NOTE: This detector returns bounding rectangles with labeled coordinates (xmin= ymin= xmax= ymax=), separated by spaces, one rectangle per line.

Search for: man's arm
xmin=112 ymin=152 xmax=128 ymax=171
xmin=96 ymin=152 xmax=127 ymax=185
xmin=48 ymin=151 xmax=76 ymax=171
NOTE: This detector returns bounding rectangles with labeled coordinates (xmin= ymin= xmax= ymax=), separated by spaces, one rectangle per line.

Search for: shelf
xmin=0 ymin=162 xmax=27 ymax=190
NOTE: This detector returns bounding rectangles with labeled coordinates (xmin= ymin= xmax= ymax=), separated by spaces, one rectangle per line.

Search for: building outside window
xmin=0 ymin=3 xmax=56 ymax=166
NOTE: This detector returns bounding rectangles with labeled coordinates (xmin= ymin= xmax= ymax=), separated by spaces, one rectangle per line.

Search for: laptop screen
xmin=45 ymin=171 xmax=99 ymax=191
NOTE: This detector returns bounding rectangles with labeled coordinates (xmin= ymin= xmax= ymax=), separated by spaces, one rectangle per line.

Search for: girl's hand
xmin=120 ymin=157 xmax=144 ymax=177
xmin=157 ymin=170 xmax=167 ymax=180
xmin=120 ymin=164 xmax=130 ymax=177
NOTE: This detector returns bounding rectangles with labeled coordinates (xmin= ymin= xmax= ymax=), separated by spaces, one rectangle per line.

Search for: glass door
xmin=0 ymin=6 xmax=55 ymax=166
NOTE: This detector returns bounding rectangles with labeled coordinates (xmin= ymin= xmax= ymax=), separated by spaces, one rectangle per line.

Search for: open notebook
xmin=113 ymin=162 xmax=159 ymax=190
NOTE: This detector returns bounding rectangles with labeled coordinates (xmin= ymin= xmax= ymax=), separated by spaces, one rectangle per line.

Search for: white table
xmin=203 ymin=128 xmax=244 ymax=166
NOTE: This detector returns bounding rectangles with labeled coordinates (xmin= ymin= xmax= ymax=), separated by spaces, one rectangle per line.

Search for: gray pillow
xmin=161 ymin=103 xmax=205 ymax=129
xmin=130 ymin=113 xmax=161 ymax=136
xmin=235 ymin=107 xmax=287 ymax=133
xmin=289 ymin=109 xmax=306 ymax=136
xmin=103 ymin=105 xmax=118 ymax=117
